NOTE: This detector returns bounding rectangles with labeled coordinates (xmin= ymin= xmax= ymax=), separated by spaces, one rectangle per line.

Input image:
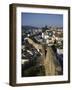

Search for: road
xmin=43 ymin=47 xmax=62 ymax=75
xmin=27 ymin=37 xmax=62 ymax=75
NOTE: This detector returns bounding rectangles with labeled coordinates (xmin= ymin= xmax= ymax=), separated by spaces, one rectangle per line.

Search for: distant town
xmin=21 ymin=25 xmax=63 ymax=77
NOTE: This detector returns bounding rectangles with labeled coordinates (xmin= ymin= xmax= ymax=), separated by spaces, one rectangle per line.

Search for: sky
xmin=21 ymin=13 xmax=63 ymax=28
